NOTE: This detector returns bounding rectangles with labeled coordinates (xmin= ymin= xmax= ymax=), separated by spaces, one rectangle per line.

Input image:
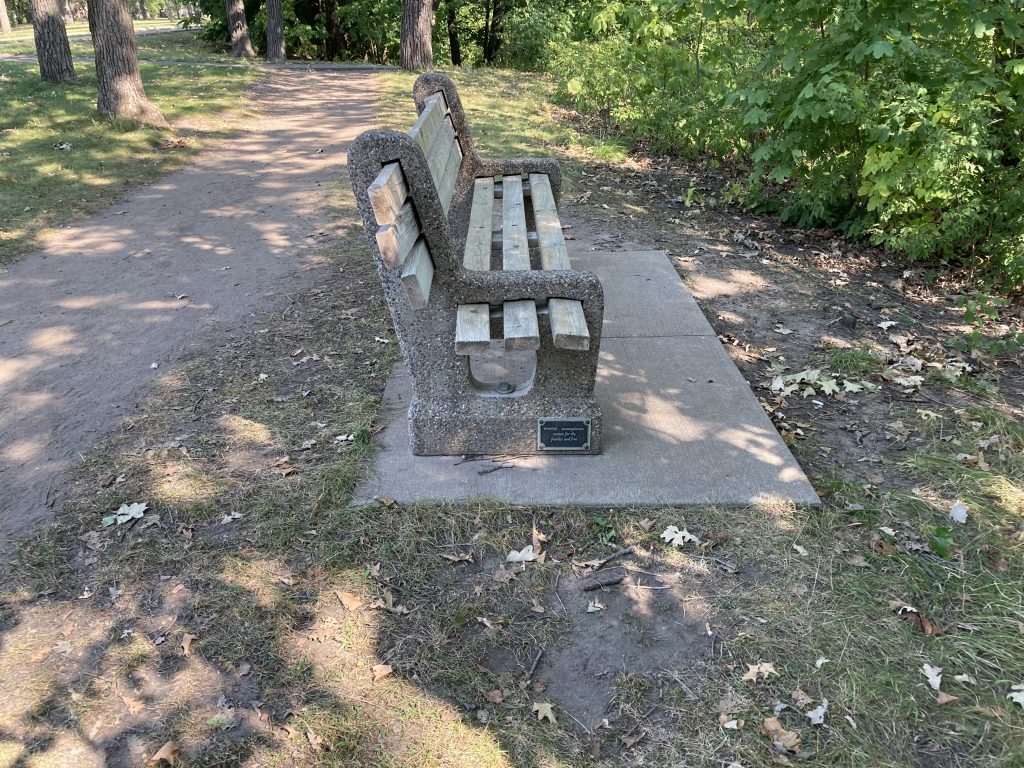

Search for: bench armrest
xmin=475 ymin=157 xmax=562 ymax=204
xmin=455 ymin=269 xmax=602 ymax=318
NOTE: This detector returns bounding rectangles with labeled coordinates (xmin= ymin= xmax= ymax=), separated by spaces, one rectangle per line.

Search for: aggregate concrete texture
xmin=354 ymin=250 xmax=821 ymax=507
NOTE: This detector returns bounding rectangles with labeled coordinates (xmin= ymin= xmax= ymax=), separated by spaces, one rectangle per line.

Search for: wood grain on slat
xmin=426 ymin=116 xmax=457 ymax=186
xmin=437 ymin=141 xmax=463 ymax=213
xmin=501 ymin=175 xmax=530 ymax=271
xmin=375 ymin=201 xmax=420 ymax=268
xmin=401 ymin=238 xmax=434 ymax=309
xmin=529 ymin=173 xmax=571 ymax=270
xmin=455 ymin=303 xmax=491 ymax=354
xmin=503 ymin=299 xmax=540 ymax=351
xmin=368 ymin=163 xmax=408 ymax=226
xmin=548 ymin=298 xmax=590 ymax=351
xmin=464 ymin=178 xmax=494 ymax=271
xmin=408 ymin=94 xmax=444 ymax=155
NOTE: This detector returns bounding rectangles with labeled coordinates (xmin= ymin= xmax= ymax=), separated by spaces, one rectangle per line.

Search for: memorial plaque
xmin=537 ymin=418 xmax=591 ymax=451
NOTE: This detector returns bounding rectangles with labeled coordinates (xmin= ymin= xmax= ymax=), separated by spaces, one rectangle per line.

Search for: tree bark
xmin=59 ymin=0 xmax=71 ymax=21
xmin=399 ymin=0 xmax=432 ymax=70
xmin=446 ymin=5 xmax=460 ymax=66
xmin=137 ymin=0 xmax=148 ymax=18
xmin=324 ymin=0 xmax=342 ymax=59
xmin=0 ymin=0 xmax=13 ymax=35
xmin=224 ymin=0 xmax=253 ymax=57
xmin=30 ymin=0 xmax=77 ymax=83
xmin=87 ymin=0 xmax=167 ymax=126
xmin=265 ymin=0 xmax=284 ymax=61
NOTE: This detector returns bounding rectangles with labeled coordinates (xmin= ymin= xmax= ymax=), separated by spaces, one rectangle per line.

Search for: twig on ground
xmin=582 ymin=569 xmax=625 ymax=591
xmin=594 ymin=545 xmax=635 ymax=570
xmin=526 ymin=648 xmax=544 ymax=684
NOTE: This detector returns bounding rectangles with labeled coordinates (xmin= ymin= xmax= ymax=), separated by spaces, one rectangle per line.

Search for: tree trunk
xmin=224 ymin=0 xmax=253 ymax=56
xmin=59 ymin=0 xmax=71 ymax=21
xmin=30 ymin=0 xmax=77 ymax=83
xmin=482 ymin=0 xmax=503 ymax=62
xmin=88 ymin=0 xmax=167 ymax=126
xmin=446 ymin=5 xmax=460 ymax=66
xmin=0 ymin=0 xmax=13 ymax=35
xmin=265 ymin=0 xmax=284 ymax=61
xmin=324 ymin=0 xmax=342 ymax=59
xmin=399 ymin=0 xmax=432 ymax=70
xmin=137 ymin=0 xmax=148 ymax=18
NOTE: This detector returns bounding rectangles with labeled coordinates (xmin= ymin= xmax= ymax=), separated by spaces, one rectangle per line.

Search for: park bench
xmin=348 ymin=73 xmax=603 ymax=456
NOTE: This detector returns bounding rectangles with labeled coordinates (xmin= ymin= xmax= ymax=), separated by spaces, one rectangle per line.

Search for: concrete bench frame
xmin=348 ymin=73 xmax=603 ymax=456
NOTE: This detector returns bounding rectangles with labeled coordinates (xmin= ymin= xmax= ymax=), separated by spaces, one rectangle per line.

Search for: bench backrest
xmin=361 ymin=89 xmax=471 ymax=311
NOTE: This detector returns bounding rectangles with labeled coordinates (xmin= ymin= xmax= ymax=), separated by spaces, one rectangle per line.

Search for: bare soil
xmin=0 ymin=70 xmax=378 ymax=558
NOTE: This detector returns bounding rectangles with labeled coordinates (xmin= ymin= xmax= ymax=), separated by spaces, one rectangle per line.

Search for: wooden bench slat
xmin=401 ymin=237 xmax=434 ymax=309
xmin=464 ymin=178 xmax=494 ymax=271
xmin=426 ymin=115 xmax=457 ymax=186
xmin=368 ymin=163 xmax=408 ymax=226
xmin=375 ymin=200 xmax=420 ymax=268
xmin=503 ymin=299 xmax=540 ymax=351
xmin=408 ymin=93 xmax=445 ymax=156
xmin=455 ymin=303 xmax=491 ymax=354
xmin=438 ymin=140 xmax=463 ymax=214
xmin=548 ymin=298 xmax=590 ymax=351
xmin=502 ymin=176 xmax=530 ymax=271
xmin=529 ymin=173 xmax=571 ymax=270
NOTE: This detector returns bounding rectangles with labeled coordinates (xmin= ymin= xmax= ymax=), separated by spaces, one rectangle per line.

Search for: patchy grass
xmin=0 ymin=18 xmax=176 ymax=42
xmin=1 ymin=66 xmax=1022 ymax=768
xmin=0 ymin=58 xmax=256 ymax=264
xmin=0 ymin=28 xmax=238 ymax=62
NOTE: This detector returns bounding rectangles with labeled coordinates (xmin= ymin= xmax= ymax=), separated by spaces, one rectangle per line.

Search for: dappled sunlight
xmin=686 ymin=268 xmax=770 ymax=300
xmin=218 ymin=414 xmax=273 ymax=446
xmin=26 ymin=325 xmax=81 ymax=355
xmin=152 ymin=458 xmax=221 ymax=505
xmin=2 ymin=436 xmax=44 ymax=463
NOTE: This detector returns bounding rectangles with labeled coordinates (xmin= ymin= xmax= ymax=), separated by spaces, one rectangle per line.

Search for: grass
xmin=0 ymin=28 xmax=238 ymax=62
xmin=0 ymin=55 xmax=256 ymax=264
xmin=1 ymin=66 xmax=1022 ymax=768
xmin=0 ymin=18 xmax=176 ymax=42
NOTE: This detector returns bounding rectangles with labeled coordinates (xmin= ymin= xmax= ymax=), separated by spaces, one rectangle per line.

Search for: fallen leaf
xmin=306 ymin=728 xmax=323 ymax=751
xmin=774 ymin=325 xmax=794 ymax=335
xmin=792 ymin=543 xmax=809 ymax=557
xmin=507 ymin=545 xmax=539 ymax=563
xmin=936 ymin=691 xmax=959 ymax=706
xmin=950 ymin=501 xmax=969 ymax=525
xmin=277 ymin=574 xmax=300 ymax=586
xmin=476 ymin=616 xmax=497 ymax=630
xmin=180 ymin=633 xmax=197 ymax=657
xmin=806 ymin=698 xmax=828 ymax=725
xmin=953 ymin=673 xmax=977 ymax=685
xmin=147 ymin=740 xmax=180 ymax=765
xmin=761 ymin=717 xmax=800 ymax=753
xmin=638 ymin=517 xmax=656 ymax=532
xmin=791 ymin=689 xmax=812 ymax=708
xmin=337 ymin=591 xmax=364 ymax=611
xmin=369 ymin=591 xmax=409 ymax=615
xmin=532 ymin=701 xmax=557 ymax=724
xmin=922 ymin=664 xmax=943 ymax=691
xmin=742 ymin=661 xmax=779 ymax=682
xmin=101 ymin=502 xmax=148 ymax=527
xmin=1008 ymin=683 xmax=1024 ymax=709
xmin=372 ymin=663 xmax=393 ymax=682
xmin=486 ymin=689 xmax=504 ymax=704
xmin=815 ymin=657 xmax=831 ymax=670
xmin=492 ymin=566 xmax=519 ymax=583
xmin=660 ymin=524 xmax=700 ymax=547
xmin=620 ymin=729 xmax=645 ymax=747
xmin=530 ymin=598 xmax=546 ymax=614
xmin=586 ymin=599 xmax=605 ymax=613
xmin=441 ymin=552 xmax=474 ymax=564
xmin=718 ymin=713 xmax=745 ymax=729
xmin=235 ymin=661 xmax=251 ymax=677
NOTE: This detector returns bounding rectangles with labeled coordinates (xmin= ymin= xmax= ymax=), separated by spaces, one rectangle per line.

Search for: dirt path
xmin=0 ymin=70 xmax=378 ymax=556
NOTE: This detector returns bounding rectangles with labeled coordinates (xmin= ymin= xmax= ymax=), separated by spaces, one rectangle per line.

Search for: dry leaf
xmin=530 ymin=599 xmax=546 ymax=614
xmin=306 ymin=729 xmax=323 ymax=751
xmin=791 ymin=689 xmax=812 ymax=708
xmin=235 ymin=661 xmax=251 ymax=677
xmin=1008 ymin=683 xmax=1024 ymax=709
xmin=620 ymin=729 xmax=645 ymax=747
xmin=180 ymin=633 xmax=197 ymax=657
xmin=742 ymin=661 xmax=779 ymax=682
xmin=718 ymin=713 xmax=745 ymax=729
xmin=337 ymin=591 xmax=364 ymax=611
xmin=638 ymin=517 xmax=656 ymax=532
xmin=922 ymin=664 xmax=943 ymax=691
xmin=507 ymin=545 xmax=539 ymax=563
xmin=486 ymin=689 xmax=504 ymax=704
xmin=277 ymin=574 xmax=300 ymax=586
xmin=493 ymin=566 xmax=518 ymax=583
xmin=935 ymin=692 xmax=959 ymax=706
xmin=441 ymin=552 xmax=474 ymax=564
xmin=792 ymin=543 xmax=809 ymax=557
xmin=805 ymin=699 xmax=828 ymax=725
xmin=661 ymin=525 xmax=700 ymax=547
xmin=761 ymin=717 xmax=800 ymax=753
xmin=375 ymin=496 xmax=396 ymax=507
xmin=532 ymin=701 xmax=557 ymax=724
xmin=372 ymin=663 xmax=393 ymax=682
xmin=147 ymin=740 xmax=180 ymax=765
xmin=586 ymin=599 xmax=606 ymax=613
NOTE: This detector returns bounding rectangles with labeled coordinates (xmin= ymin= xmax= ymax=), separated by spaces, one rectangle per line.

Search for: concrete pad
xmin=354 ymin=251 xmax=820 ymax=507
